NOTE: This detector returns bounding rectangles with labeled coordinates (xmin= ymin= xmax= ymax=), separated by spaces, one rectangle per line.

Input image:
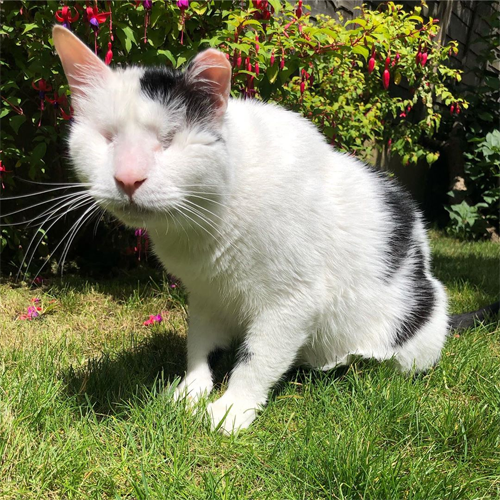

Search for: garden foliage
xmin=1 ymin=1 xmax=466 ymax=274
xmin=444 ymin=7 xmax=500 ymax=239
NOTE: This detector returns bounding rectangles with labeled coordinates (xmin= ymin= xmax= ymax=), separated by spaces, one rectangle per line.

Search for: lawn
xmin=0 ymin=232 xmax=499 ymax=499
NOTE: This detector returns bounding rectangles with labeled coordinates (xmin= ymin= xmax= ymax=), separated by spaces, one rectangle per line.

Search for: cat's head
xmin=52 ymin=25 xmax=232 ymax=230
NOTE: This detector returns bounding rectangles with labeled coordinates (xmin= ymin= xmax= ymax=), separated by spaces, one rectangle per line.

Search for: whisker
xmin=177 ymin=201 xmax=228 ymax=244
xmin=0 ymin=185 xmax=89 ymax=201
xmin=0 ymin=191 xmax=90 ymax=219
xmin=13 ymin=178 xmax=92 ymax=187
xmin=18 ymin=196 xmax=95 ymax=280
xmin=30 ymin=202 xmax=99 ymax=283
xmin=183 ymin=198 xmax=225 ymax=223
xmin=59 ymin=204 xmax=101 ymax=275
xmin=25 ymin=193 xmax=92 ymax=229
xmin=183 ymin=193 xmax=229 ymax=211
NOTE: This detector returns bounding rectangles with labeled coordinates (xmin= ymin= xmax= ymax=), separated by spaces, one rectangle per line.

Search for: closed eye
xmin=101 ymin=130 xmax=114 ymax=144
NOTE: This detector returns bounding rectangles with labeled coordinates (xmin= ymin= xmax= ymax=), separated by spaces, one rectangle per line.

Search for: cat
xmin=51 ymin=25 xmax=484 ymax=434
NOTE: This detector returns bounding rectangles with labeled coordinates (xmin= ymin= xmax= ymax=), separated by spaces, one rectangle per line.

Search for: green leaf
xmin=268 ymin=0 xmax=281 ymax=15
xmin=9 ymin=115 xmax=25 ymax=134
xmin=30 ymin=142 xmax=47 ymax=164
xmin=267 ymin=63 xmax=279 ymax=84
xmin=22 ymin=23 xmax=37 ymax=35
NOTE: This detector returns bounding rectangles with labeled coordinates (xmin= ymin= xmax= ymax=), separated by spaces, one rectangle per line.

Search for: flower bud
xmin=270 ymin=50 xmax=275 ymax=66
xmin=255 ymin=62 xmax=260 ymax=75
xmin=383 ymin=69 xmax=390 ymax=90
xmin=368 ymin=57 xmax=375 ymax=73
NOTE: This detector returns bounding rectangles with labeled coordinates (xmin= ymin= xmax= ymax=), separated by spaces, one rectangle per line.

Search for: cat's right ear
xmin=186 ymin=49 xmax=232 ymax=121
xmin=52 ymin=25 xmax=111 ymax=100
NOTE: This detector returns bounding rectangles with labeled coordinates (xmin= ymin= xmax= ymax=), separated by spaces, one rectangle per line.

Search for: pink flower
xmin=270 ymin=50 xmax=275 ymax=66
xmin=296 ymin=0 xmax=303 ymax=18
xmin=368 ymin=57 xmax=375 ymax=73
xmin=143 ymin=314 xmax=162 ymax=326
xmin=383 ymin=69 xmax=390 ymax=90
xmin=105 ymin=42 xmax=113 ymax=65
xmin=255 ymin=62 xmax=260 ymax=75
xmin=177 ymin=0 xmax=189 ymax=10
xmin=55 ymin=5 xmax=80 ymax=29
xmin=421 ymin=52 xmax=428 ymax=66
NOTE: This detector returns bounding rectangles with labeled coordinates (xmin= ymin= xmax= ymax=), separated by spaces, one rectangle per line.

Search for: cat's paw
xmin=173 ymin=374 xmax=213 ymax=405
xmin=207 ymin=394 xmax=261 ymax=434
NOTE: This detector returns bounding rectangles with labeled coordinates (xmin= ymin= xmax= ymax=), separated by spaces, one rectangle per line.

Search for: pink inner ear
xmin=189 ymin=49 xmax=232 ymax=117
xmin=52 ymin=25 xmax=111 ymax=99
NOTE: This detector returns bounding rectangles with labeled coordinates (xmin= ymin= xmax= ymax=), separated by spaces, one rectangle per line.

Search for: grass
xmin=0 ymin=232 xmax=499 ymax=499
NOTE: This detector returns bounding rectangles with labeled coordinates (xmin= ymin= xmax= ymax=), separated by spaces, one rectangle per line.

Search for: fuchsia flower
xmin=55 ymin=5 xmax=80 ymax=29
xmin=32 ymin=79 xmax=52 ymax=103
xmin=143 ymin=314 xmax=162 ymax=326
xmin=296 ymin=0 xmax=303 ymax=18
xmin=255 ymin=62 xmax=260 ymax=75
xmin=177 ymin=0 xmax=189 ymax=9
xmin=382 ymin=56 xmax=391 ymax=90
xmin=368 ymin=56 xmax=375 ymax=73
xmin=86 ymin=6 xmax=111 ymax=31
xmin=0 ymin=159 xmax=11 ymax=189
xmin=105 ymin=42 xmax=113 ymax=65
xmin=270 ymin=50 xmax=275 ymax=66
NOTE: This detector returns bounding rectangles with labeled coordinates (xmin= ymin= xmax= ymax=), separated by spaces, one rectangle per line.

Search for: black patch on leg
xmin=380 ymin=175 xmax=417 ymax=279
xmin=234 ymin=343 xmax=253 ymax=368
xmin=207 ymin=347 xmax=225 ymax=371
xmin=393 ymin=249 xmax=436 ymax=346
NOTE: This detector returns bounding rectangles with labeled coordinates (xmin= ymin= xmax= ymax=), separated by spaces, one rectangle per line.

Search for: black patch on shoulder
xmin=140 ymin=66 xmax=215 ymax=125
xmin=393 ymin=248 xmax=436 ymax=346
xmin=380 ymin=175 xmax=418 ymax=278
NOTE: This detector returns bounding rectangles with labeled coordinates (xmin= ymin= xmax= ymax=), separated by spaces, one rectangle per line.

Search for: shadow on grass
xmin=431 ymin=251 xmax=500 ymax=301
xmin=61 ymin=329 xmax=187 ymax=417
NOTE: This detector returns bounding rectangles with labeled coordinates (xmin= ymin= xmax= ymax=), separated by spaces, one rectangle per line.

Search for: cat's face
xmin=53 ymin=26 xmax=232 ymax=230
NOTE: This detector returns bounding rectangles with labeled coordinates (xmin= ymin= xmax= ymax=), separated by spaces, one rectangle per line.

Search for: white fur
xmin=68 ymin=69 xmax=449 ymax=434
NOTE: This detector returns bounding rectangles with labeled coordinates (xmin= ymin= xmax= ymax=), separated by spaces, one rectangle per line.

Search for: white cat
xmin=53 ymin=26 xmax=450 ymax=434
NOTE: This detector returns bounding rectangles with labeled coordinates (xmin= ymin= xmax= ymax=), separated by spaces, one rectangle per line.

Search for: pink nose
xmin=114 ymin=176 xmax=146 ymax=199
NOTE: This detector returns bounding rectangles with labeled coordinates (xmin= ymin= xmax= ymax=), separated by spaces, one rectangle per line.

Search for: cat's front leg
xmin=207 ymin=307 xmax=310 ymax=434
xmin=174 ymin=313 xmax=230 ymax=405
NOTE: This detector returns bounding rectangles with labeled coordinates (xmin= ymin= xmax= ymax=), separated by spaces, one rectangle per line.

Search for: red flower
xmin=86 ymin=6 xmax=110 ymax=31
xmin=270 ymin=50 xmax=275 ymax=66
xmin=296 ymin=0 xmax=303 ymax=18
xmin=45 ymin=91 xmax=66 ymax=108
xmin=421 ymin=52 xmax=428 ymax=66
xmin=105 ymin=42 xmax=113 ymax=65
xmin=383 ymin=69 xmax=390 ymax=90
xmin=55 ymin=5 xmax=80 ymax=29
xmin=255 ymin=62 xmax=260 ymax=75
xmin=368 ymin=56 xmax=375 ymax=73
xmin=32 ymin=79 xmax=52 ymax=96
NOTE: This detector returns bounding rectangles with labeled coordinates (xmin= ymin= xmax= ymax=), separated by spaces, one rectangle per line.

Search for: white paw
xmin=173 ymin=373 xmax=213 ymax=405
xmin=207 ymin=394 xmax=261 ymax=434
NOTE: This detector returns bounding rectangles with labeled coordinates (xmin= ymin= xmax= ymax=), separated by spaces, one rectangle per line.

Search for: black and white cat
xmin=52 ymin=26 xmax=461 ymax=433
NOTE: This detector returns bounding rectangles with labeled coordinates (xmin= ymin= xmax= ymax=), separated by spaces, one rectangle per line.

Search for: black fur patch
xmin=381 ymin=177 xmax=417 ymax=278
xmin=393 ymin=248 xmax=435 ymax=346
xmin=140 ymin=66 xmax=215 ymax=125
xmin=235 ymin=343 xmax=253 ymax=366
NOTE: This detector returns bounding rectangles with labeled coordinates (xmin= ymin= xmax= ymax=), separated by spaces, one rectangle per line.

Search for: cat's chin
xmin=105 ymin=203 xmax=160 ymax=228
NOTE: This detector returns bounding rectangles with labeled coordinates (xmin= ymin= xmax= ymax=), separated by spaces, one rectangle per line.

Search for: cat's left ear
xmin=186 ymin=49 xmax=232 ymax=121
xmin=52 ymin=25 xmax=111 ymax=100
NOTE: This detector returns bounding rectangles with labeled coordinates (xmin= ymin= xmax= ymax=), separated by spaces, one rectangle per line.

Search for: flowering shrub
xmin=0 ymin=1 xmax=465 ymax=275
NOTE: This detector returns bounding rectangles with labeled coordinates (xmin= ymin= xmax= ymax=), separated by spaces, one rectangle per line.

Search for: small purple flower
xmin=177 ymin=0 xmax=189 ymax=10
xmin=143 ymin=0 xmax=153 ymax=9
xmin=27 ymin=306 xmax=39 ymax=319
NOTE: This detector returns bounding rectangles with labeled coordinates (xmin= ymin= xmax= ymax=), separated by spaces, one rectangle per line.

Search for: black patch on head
xmin=140 ymin=66 xmax=215 ymax=125
xmin=393 ymin=248 xmax=436 ymax=347
xmin=380 ymin=176 xmax=417 ymax=279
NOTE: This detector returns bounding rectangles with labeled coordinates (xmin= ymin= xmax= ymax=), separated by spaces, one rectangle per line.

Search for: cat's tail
xmin=449 ymin=301 xmax=500 ymax=330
